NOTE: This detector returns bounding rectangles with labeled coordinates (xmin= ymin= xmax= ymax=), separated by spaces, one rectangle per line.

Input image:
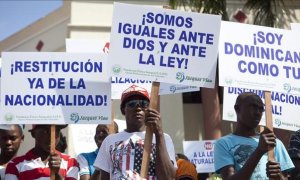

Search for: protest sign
xmin=1 ymin=52 xmax=111 ymax=124
xmin=219 ymin=21 xmax=300 ymax=95
xmin=69 ymin=119 xmax=126 ymax=156
xmin=66 ymin=39 xmax=200 ymax=97
xmin=223 ymin=87 xmax=300 ymax=131
xmin=108 ymin=3 xmax=221 ymax=87
xmin=291 ymin=23 xmax=300 ymax=31
xmin=183 ymin=140 xmax=215 ymax=173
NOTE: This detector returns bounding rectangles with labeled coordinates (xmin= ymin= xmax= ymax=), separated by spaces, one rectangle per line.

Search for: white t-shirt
xmin=94 ymin=131 xmax=176 ymax=180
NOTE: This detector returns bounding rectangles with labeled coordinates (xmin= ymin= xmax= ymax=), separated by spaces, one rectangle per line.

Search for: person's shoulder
xmin=8 ymin=155 xmax=27 ymax=165
xmin=106 ymin=131 xmax=123 ymax=138
xmin=78 ymin=150 xmax=96 ymax=156
xmin=101 ymin=131 xmax=127 ymax=144
xmin=216 ymin=134 xmax=234 ymax=143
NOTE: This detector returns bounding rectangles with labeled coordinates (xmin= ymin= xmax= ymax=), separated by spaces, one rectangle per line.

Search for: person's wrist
xmin=254 ymin=147 xmax=265 ymax=156
xmin=278 ymin=172 xmax=285 ymax=180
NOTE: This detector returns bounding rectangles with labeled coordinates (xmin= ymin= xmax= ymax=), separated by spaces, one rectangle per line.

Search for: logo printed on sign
xmin=70 ymin=113 xmax=80 ymax=123
xmin=4 ymin=113 xmax=14 ymax=122
xmin=112 ymin=65 xmax=122 ymax=75
xmin=204 ymin=142 xmax=213 ymax=150
xmin=176 ymin=72 xmax=185 ymax=83
xmin=225 ymin=77 xmax=233 ymax=85
xmin=275 ymin=118 xmax=282 ymax=127
xmin=227 ymin=112 xmax=235 ymax=119
xmin=170 ymin=85 xmax=176 ymax=93
xmin=283 ymin=83 xmax=291 ymax=93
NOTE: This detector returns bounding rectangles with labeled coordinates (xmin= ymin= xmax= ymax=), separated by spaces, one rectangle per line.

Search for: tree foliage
xmin=169 ymin=0 xmax=286 ymax=27
xmin=244 ymin=0 xmax=285 ymax=27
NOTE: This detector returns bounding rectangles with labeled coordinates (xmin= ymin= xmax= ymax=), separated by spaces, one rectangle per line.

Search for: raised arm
xmin=145 ymin=108 xmax=176 ymax=180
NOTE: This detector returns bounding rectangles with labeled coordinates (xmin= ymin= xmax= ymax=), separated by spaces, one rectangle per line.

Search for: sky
xmin=0 ymin=0 xmax=63 ymax=41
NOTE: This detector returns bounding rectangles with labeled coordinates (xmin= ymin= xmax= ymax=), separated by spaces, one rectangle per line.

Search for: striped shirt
xmin=5 ymin=149 xmax=79 ymax=180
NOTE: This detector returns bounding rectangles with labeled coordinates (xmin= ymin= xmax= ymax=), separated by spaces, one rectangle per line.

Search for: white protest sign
xmin=1 ymin=52 xmax=111 ymax=124
xmin=159 ymin=83 xmax=199 ymax=95
xmin=69 ymin=119 xmax=126 ymax=155
xmin=66 ymin=39 xmax=200 ymax=97
xmin=223 ymin=87 xmax=300 ymax=131
xmin=291 ymin=23 xmax=300 ymax=31
xmin=109 ymin=3 xmax=221 ymax=87
xmin=66 ymin=39 xmax=110 ymax=54
xmin=183 ymin=140 xmax=215 ymax=173
xmin=219 ymin=21 xmax=300 ymax=95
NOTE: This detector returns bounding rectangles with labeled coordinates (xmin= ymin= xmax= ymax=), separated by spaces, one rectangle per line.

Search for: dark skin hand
xmin=144 ymin=108 xmax=176 ymax=180
xmin=266 ymin=160 xmax=285 ymax=179
xmin=48 ymin=152 xmax=64 ymax=180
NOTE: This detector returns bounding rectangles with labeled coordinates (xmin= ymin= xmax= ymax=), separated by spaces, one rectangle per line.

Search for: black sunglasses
xmin=125 ymin=100 xmax=149 ymax=108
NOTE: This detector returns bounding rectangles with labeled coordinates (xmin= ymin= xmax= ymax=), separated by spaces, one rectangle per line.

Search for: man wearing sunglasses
xmin=93 ymin=85 xmax=176 ymax=180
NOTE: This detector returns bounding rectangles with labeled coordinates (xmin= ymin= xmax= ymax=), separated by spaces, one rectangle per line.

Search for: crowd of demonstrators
xmin=5 ymin=125 xmax=79 ymax=180
xmin=288 ymin=129 xmax=300 ymax=179
xmin=0 ymin=125 xmax=24 ymax=179
xmin=214 ymin=92 xmax=294 ymax=180
xmin=1 ymin=87 xmax=300 ymax=180
xmin=77 ymin=122 xmax=118 ymax=180
xmin=92 ymin=84 xmax=177 ymax=180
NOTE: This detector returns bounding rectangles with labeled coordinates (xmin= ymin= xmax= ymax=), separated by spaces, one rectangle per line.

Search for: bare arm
xmin=220 ymin=148 xmax=264 ymax=180
xmin=145 ymin=108 xmax=176 ymax=180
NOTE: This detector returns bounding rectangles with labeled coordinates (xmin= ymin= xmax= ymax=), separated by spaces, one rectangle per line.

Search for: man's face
xmin=236 ymin=95 xmax=264 ymax=129
xmin=123 ymin=95 xmax=149 ymax=130
xmin=94 ymin=125 xmax=110 ymax=148
xmin=33 ymin=125 xmax=60 ymax=153
xmin=0 ymin=125 xmax=23 ymax=157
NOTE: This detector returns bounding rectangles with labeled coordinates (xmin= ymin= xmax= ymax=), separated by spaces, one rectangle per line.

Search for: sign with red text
xmin=183 ymin=140 xmax=215 ymax=173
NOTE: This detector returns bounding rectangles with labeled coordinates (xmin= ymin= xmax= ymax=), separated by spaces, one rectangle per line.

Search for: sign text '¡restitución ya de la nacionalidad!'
xmin=5 ymin=60 xmax=107 ymax=106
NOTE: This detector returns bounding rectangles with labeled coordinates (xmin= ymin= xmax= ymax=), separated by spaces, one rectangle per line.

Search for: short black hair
xmin=235 ymin=92 xmax=263 ymax=108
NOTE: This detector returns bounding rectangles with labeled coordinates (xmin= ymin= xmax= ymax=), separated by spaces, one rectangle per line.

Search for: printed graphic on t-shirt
xmin=109 ymin=138 xmax=157 ymax=179
xmin=231 ymin=144 xmax=265 ymax=179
